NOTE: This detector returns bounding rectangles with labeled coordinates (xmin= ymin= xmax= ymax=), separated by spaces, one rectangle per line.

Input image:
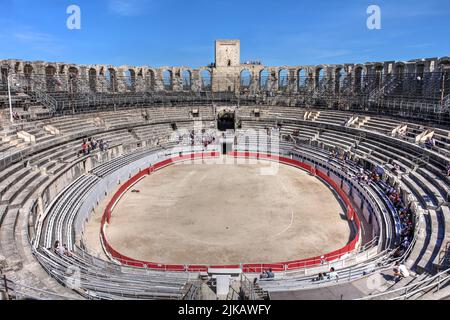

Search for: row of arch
xmin=3 ymin=57 xmax=449 ymax=93
xmin=34 ymin=66 xmax=214 ymax=92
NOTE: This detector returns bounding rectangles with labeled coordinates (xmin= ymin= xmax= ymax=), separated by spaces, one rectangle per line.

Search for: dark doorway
xmin=222 ymin=142 xmax=232 ymax=155
xmin=217 ymin=111 xmax=235 ymax=131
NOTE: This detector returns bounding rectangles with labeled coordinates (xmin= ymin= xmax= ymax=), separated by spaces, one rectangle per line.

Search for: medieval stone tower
xmin=212 ymin=40 xmax=241 ymax=92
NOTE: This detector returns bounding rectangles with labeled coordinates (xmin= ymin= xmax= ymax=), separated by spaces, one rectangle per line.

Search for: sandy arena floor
xmin=96 ymin=157 xmax=352 ymax=265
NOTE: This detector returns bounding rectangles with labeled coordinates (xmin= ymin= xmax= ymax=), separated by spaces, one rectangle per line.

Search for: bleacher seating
xmin=0 ymin=104 xmax=449 ymax=300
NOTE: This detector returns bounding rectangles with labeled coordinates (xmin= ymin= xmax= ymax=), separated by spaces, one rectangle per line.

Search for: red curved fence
xmin=100 ymin=151 xmax=361 ymax=273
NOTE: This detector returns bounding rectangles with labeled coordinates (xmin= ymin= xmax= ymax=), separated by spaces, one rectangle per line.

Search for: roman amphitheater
xmin=0 ymin=40 xmax=449 ymax=300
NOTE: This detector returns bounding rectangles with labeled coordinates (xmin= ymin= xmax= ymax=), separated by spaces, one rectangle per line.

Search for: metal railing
xmin=356 ymin=268 xmax=450 ymax=300
xmin=0 ymin=274 xmax=76 ymax=300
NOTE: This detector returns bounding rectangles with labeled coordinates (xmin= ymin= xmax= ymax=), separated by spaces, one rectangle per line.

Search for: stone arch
xmin=297 ymin=69 xmax=306 ymax=89
xmin=259 ymin=69 xmax=270 ymax=90
xmin=24 ymin=64 xmax=33 ymax=77
xmin=135 ymin=69 xmax=144 ymax=92
xmin=106 ymin=68 xmax=117 ymax=92
xmin=415 ymin=63 xmax=425 ymax=79
xmin=182 ymin=69 xmax=192 ymax=91
xmin=67 ymin=67 xmax=78 ymax=93
xmin=163 ymin=70 xmax=173 ymax=91
xmin=394 ymin=63 xmax=405 ymax=78
xmin=354 ymin=66 xmax=364 ymax=93
xmin=315 ymin=67 xmax=325 ymax=88
xmin=59 ymin=65 xmax=66 ymax=75
xmin=125 ymin=69 xmax=136 ymax=92
xmin=374 ymin=64 xmax=384 ymax=87
xmin=278 ymin=69 xmax=289 ymax=90
xmin=146 ymin=69 xmax=156 ymax=91
xmin=23 ymin=64 xmax=33 ymax=91
xmin=240 ymin=69 xmax=252 ymax=89
xmin=438 ymin=57 xmax=450 ymax=71
xmin=45 ymin=65 xmax=57 ymax=92
xmin=437 ymin=58 xmax=450 ymax=97
xmin=89 ymin=68 xmax=97 ymax=92
xmin=334 ymin=67 xmax=343 ymax=94
xmin=200 ymin=69 xmax=212 ymax=91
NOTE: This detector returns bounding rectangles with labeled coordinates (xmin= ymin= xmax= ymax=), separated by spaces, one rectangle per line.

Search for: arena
xmin=0 ymin=34 xmax=450 ymax=301
xmin=95 ymin=158 xmax=351 ymax=265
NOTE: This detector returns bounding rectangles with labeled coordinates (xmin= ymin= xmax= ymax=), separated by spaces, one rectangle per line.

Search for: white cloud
xmin=13 ymin=31 xmax=54 ymax=42
xmin=108 ymin=0 xmax=150 ymax=16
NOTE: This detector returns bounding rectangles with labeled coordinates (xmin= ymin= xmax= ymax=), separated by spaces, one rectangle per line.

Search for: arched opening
xmin=0 ymin=67 xmax=8 ymax=91
xmin=106 ymin=68 xmax=117 ymax=92
xmin=182 ymin=70 xmax=192 ymax=91
xmin=335 ymin=68 xmax=342 ymax=94
xmin=259 ymin=69 xmax=270 ymax=91
xmin=163 ymin=70 xmax=173 ymax=91
xmin=240 ymin=69 xmax=252 ymax=90
xmin=438 ymin=60 xmax=450 ymax=98
xmin=315 ymin=68 xmax=325 ymax=88
xmin=278 ymin=69 xmax=289 ymax=90
xmin=416 ymin=64 xmax=425 ymax=79
xmin=200 ymin=69 xmax=212 ymax=91
xmin=354 ymin=67 xmax=363 ymax=93
xmin=68 ymin=67 xmax=78 ymax=93
xmin=24 ymin=64 xmax=32 ymax=76
xmin=395 ymin=64 xmax=405 ymax=79
xmin=24 ymin=64 xmax=33 ymax=91
xmin=125 ymin=69 xmax=136 ymax=92
xmin=374 ymin=66 xmax=383 ymax=88
xmin=217 ymin=109 xmax=235 ymax=131
xmin=146 ymin=70 xmax=155 ymax=91
xmin=297 ymin=69 xmax=306 ymax=90
xmin=45 ymin=66 xmax=57 ymax=92
xmin=395 ymin=64 xmax=405 ymax=93
xmin=89 ymin=68 xmax=97 ymax=92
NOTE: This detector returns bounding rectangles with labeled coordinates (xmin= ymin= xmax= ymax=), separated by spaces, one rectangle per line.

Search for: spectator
xmin=63 ymin=244 xmax=72 ymax=257
xmin=54 ymin=241 xmax=65 ymax=256
xmin=393 ymin=163 xmax=401 ymax=175
xmin=447 ymin=162 xmax=450 ymax=176
xmin=425 ymin=137 xmax=435 ymax=149
xmin=82 ymin=141 xmax=88 ymax=156
xmin=393 ymin=262 xmax=410 ymax=282
xmin=53 ymin=240 xmax=60 ymax=253
xmin=259 ymin=270 xmax=268 ymax=279
xmin=328 ymin=267 xmax=339 ymax=281
xmin=12 ymin=111 xmax=20 ymax=121
xmin=313 ymin=273 xmax=325 ymax=282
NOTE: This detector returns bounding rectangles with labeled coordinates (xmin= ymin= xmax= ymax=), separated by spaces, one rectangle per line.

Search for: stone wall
xmin=0 ymin=40 xmax=449 ymax=95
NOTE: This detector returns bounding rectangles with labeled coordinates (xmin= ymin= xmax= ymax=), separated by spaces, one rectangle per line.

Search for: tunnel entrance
xmin=222 ymin=142 xmax=233 ymax=155
xmin=217 ymin=110 xmax=235 ymax=131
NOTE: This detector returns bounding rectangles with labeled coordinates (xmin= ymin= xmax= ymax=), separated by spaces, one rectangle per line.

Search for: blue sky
xmin=0 ymin=0 xmax=449 ymax=67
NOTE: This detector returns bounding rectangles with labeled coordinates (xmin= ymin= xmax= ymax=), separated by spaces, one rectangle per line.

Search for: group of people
xmin=259 ymin=268 xmax=275 ymax=279
xmin=53 ymin=240 xmax=72 ymax=257
xmin=78 ymin=137 xmax=109 ymax=157
xmin=328 ymin=148 xmax=351 ymax=163
xmin=355 ymin=168 xmax=371 ymax=184
xmin=385 ymin=185 xmax=415 ymax=257
xmin=313 ymin=267 xmax=339 ymax=282
xmin=175 ymin=129 xmax=216 ymax=149
xmin=12 ymin=111 xmax=20 ymax=121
